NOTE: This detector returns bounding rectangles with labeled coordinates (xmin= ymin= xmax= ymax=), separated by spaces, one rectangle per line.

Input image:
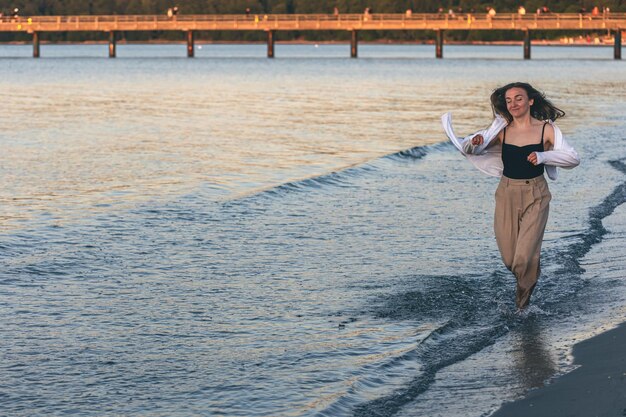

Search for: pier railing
xmin=1 ymin=13 xmax=625 ymax=32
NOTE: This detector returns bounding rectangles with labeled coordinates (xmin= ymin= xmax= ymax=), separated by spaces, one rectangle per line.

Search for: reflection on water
xmin=1 ymin=44 xmax=624 ymax=231
xmin=512 ymin=319 xmax=558 ymax=390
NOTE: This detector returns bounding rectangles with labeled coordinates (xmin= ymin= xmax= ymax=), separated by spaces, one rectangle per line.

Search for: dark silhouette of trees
xmin=0 ymin=0 xmax=623 ymax=42
xmin=2 ymin=0 xmax=624 ymax=16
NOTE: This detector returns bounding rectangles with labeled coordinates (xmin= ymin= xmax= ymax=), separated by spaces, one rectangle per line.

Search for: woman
xmin=441 ymin=82 xmax=580 ymax=310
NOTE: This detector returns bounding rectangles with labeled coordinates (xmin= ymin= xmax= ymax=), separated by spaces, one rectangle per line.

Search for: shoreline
xmin=490 ymin=321 xmax=626 ymax=417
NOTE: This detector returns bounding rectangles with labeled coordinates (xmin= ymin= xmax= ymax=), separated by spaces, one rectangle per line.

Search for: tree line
xmin=1 ymin=0 xmax=625 ymax=15
xmin=1 ymin=0 xmax=623 ymax=42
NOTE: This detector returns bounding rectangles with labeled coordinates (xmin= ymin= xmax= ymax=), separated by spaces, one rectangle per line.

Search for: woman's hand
xmin=472 ymin=134 xmax=484 ymax=146
xmin=527 ymin=152 xmax=539 ymax=165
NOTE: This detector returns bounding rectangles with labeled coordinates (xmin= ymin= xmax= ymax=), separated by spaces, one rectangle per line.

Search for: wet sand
xmin=491 ymin=322 xmax=626 ymax=417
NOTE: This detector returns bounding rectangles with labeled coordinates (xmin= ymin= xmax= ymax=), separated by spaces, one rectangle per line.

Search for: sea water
xmin=0 ymin=44 xmax=624 ymax=416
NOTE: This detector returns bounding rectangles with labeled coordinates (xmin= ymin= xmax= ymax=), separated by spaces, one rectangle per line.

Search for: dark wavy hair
xmin=490 ymin=82 xmax=565 ymax=123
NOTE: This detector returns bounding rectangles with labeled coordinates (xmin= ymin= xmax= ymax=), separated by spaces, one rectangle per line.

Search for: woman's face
xmin=505 ymin=87 xmax=534 ymax=119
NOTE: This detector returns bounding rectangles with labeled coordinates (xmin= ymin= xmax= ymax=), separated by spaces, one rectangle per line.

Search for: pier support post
xmin=351 ymin=30 xmax=358 ymax=58
xmin=523 ymin=29 xmax=531 ymax=60
xmin=33 ymin=32 xmax=40 ymax=58
xmin=108 ymin=31 xmax=116 ymax=58
xmin=435 ymin=30 xmax=444 ymax=58
xmin=187 ymin=30 xmax=194 ymax=58
xmin=615 ymin=29 xmax=622 ymax=60
xmin=267 ymin=30 xmax=275 ymax=58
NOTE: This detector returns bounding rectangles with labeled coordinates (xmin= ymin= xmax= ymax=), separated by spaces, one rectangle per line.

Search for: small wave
xmin=315 ymin=272 xmax=513 ymax=417
xmin=545 ymin=158 xmax=626 ymax=303
xmin=385 ymin=142 xmax=452 ymax=162
xmin=266 ymin=173 xmax=357 ymax=195
xmin=234 ymin=143 xmax=445 ymax=202
xmin=352 ymin=322 xmax=508 ymax=417
xmin=227 ymin=164 xmax=379 ymax=204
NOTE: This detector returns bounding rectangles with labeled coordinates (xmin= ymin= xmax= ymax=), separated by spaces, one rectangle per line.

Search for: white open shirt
xmin=441 ymin=112 xmax=580 ymax=180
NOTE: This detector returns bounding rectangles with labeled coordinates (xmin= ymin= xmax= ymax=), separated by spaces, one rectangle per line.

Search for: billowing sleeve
xmin=442 ymin=112 xmax=506 ymax=155
xmin=441 ymin=112 xmax=506 ymax=177
xmin=535 ymin=137 xmax=580 ymax=169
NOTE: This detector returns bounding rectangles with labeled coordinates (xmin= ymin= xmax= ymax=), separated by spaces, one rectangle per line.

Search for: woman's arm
xmin=465 ymin=130 xmax=502 ymax=154
xmin=528 ymin=125 xmax=580 ymax=168
xmin=528 ymin=124 xmax=553 ymax=165
xmin=533 ymin=143 xmax=580 ymax=168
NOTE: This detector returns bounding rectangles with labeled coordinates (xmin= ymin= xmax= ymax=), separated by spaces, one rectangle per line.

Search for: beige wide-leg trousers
xmin=494 ymin=175 xmax=551 ymax=309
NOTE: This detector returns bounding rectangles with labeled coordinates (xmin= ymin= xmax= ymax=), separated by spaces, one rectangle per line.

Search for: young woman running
xmin=442 ymin=82 xmax=580 ymax=310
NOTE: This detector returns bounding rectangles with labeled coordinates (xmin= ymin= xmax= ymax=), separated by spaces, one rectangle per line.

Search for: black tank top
xmin=502 ymin=123 xmax=547 ymax=179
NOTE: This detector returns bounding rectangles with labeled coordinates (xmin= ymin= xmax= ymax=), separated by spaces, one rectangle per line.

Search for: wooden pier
xmin=1 ymin=13 xmax=624 ymax=59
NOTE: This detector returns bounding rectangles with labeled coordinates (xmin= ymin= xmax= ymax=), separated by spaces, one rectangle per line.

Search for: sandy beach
xmin=491 ymin=322 xmax=626 ymax=417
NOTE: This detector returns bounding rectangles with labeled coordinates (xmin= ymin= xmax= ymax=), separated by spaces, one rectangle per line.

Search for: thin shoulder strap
xmin=502 ymin=127 xmax=507 ymax=144
xmin=540 ymin=122 xmax=548 ymax=144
